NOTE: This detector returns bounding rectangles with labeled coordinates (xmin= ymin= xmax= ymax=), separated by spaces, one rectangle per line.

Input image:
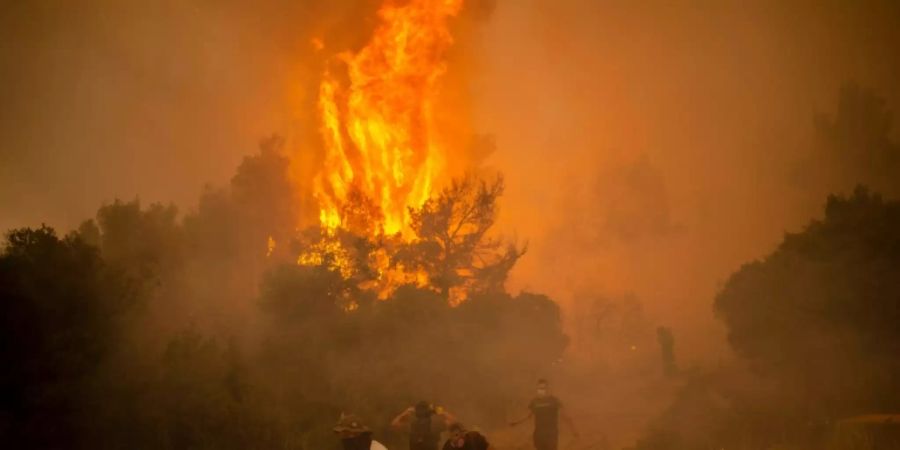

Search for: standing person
xmin=442 ymin=423 xmax=490 ymax=450
xmin=391 ymin=401 xmax=456 ymax=450
xmin=334 ymin=413 xmax=389 ymax=450
xmin=509 ymin=379 xmax=578 ymax=450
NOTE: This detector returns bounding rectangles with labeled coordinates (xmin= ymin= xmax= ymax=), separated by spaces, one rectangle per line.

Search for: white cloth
xmin=371 ymin=440 xmax=388 ymax=450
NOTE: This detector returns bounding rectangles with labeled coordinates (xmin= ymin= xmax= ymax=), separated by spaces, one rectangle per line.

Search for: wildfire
xmin=292 ymin=0 xmax=509 ymax=306
xmin=313 ymin=0 xmax=464 ymax=236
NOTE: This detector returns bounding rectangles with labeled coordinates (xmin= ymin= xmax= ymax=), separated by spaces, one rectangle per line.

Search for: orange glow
xmin=297 ymin=237 xmax=356 ymax=279
xmin=310 ymin=37 xmax=325 ymax=52
xmin=296 ymin=0 xmax=469 ymax=305
xmin=312 ymin=0 xmax=464 ymax=236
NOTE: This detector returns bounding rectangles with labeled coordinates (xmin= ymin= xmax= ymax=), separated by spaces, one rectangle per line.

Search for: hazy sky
xmin=2 ymin=0 xmax=899 ymax=362
xmin=474 ymin=0 xmax=900 ymax=360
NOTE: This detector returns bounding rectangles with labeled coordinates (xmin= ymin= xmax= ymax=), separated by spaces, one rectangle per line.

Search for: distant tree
xmin=0 ymin=226 xmax=139 ymax=448
xmin=586 ymin=294 xmax=652 ymax=353
xmin=798 ymin=83 xmax=900 ymax=197
xmin=185 ymin=135 xmax=299 ymax=265
xmin=90 ymin=199 xmax=184 ymax=280
xmin=229 ymin=135 xmax=301 ymax=257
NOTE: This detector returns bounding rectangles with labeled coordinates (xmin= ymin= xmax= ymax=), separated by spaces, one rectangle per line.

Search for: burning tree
xmin=254 ymin=3 xmax=561 ymax=444
xmin=309 ymin=0 xmax=464 ymax=235
xmin=296 ymin=175 xmax=525 ymax=306
xmin=290 ymin=0 xmax=524 ymax=306
xmin=400 ymin=175 xmax=525 ymax=302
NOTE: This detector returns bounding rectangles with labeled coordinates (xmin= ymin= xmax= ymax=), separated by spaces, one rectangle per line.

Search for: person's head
xmin=333 ymin=413 xmax=370 ymax=440
xmin=536 ymin=378 xmax=550 ymax=397
xmin=447 ymin=423 xmax=467 ymax=448
xmin=414 ymin=400 xmax=433 ymax=418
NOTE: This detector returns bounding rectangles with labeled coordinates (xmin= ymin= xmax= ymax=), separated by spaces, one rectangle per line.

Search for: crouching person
xmin=334 ymin=413 xmax=388 ymax=450
xmin=442 ymin=423 xmax=490 ymax=450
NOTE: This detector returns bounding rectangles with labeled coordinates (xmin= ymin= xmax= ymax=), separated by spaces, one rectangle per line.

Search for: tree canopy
xmin=715 ymin=187 xmax=900 ymax=413
xmin=0 ymin=226 xmax=140 ymax=447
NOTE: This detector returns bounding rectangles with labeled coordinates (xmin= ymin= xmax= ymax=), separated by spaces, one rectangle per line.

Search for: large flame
xmin=313 ymin=0 xmax=463 ymax=236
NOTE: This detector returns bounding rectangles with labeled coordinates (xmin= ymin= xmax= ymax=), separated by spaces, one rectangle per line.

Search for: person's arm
xmin=435 ymin=407 xmax=456 ymax=426
xmin=391 ymin=407 xmax=414 ymax=430
xmin=508 ymin=409 xmax=533 ymax=426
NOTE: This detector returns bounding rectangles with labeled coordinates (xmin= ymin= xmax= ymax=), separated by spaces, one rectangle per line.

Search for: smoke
xmin=469 ymin=0 xmax=900 ymax=364
xmin=4 ymin=0 xmax=900 ymax=447
xmin=0 ymin=0 xmax=379 ymax=232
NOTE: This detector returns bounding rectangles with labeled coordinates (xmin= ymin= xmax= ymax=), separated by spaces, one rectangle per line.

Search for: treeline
xmin=0 ymin=138 xmax=567 ymax=449
xmin=635 ymin=84 xmax=900 ymax=450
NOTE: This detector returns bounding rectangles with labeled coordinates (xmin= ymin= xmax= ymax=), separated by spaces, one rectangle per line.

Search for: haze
xmin=2 ymin=1 xmax=900 ymax=449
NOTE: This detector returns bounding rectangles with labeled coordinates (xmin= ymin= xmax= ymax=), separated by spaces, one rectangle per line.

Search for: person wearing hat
xmin=334 ymin=413 xmax=389 ymax=450
xmin=509 ymin=379 xmax=578 ymax=450
xmin=391 ymin=401 xmax=456 ymax=450
xmin=442 ymin=423 xmax=490 ymax=450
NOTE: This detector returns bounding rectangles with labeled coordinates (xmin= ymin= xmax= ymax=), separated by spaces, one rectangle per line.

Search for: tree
xmin=229 ymin=134 xmax=302 ymax=258
xmin=151 ymin=330 xmax=278 ymax=450
xmin=400 ymin=175 xmax=525 ymax=302
xmin=798 ymin=83 xmax=900 ymax=198
xmin=90 ymin=198 xmax=184 ymax=280
xmin=0 ymin=226 xmax=139 ymax=448
xmin=296 ymin=175 xmax=525 ymax=304
xmin=256 ymin=211 xmax=565 ymax=448
xmin=715 ymin=186 xmax=900 ymax=415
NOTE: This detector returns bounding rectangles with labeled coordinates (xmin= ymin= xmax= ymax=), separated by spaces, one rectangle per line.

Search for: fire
xmin=293 ymin=0 xmax=512 ymax=306
xmin=313 ymin=0 xmax=464 ymax=236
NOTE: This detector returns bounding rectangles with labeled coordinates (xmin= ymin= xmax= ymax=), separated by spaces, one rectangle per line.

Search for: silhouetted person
xmin=392 ymin=400 xmax=456 ymax=450
xmin=510 ymin=379 xmax=578 ymax=450
xmin=656 ymin=326 xmax=677 ymax=377
xmin=334 ymin=413 xmax=389 ymax=450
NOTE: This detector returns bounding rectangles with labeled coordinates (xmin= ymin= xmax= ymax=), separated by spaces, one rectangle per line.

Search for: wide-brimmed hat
xmin=333 ymin=413 xmax=370 ymax=434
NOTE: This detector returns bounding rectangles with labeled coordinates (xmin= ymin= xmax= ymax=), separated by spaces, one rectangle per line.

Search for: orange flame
xmin=313 ymin=0 xmax=464 ymax=236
